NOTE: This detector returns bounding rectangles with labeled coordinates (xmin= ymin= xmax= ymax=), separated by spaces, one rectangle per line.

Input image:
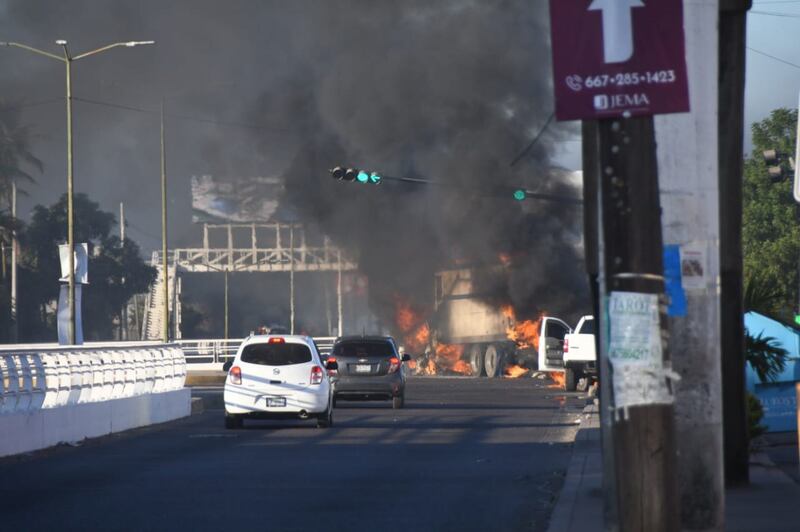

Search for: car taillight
xmin=229 ymin=366 xmax=242 ymax=385
xmin=326 ymin=357 xmax=338 ymax=376
xmin=387 ymin=357 xmax=400 ymax=374
xmin=563 ymin=339 xmax=569 ymax=354
xmin=269 ymin=337 xmax=285 ymax=344
xmin=310 ymin=365 xmax=324 ymax=385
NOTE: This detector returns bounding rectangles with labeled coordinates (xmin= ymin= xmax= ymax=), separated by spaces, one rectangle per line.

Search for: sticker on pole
xmin=608 ymin=291 xmax=675 ymax=409
xmin=549 ymin=0 xmax=690 ymax=121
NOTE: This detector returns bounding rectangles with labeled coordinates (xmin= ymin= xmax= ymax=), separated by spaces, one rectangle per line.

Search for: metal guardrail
xmin=0 ymin=343 xmax=186 ymax=415
xmin=177 ymin=336 xmax=338 ymax=366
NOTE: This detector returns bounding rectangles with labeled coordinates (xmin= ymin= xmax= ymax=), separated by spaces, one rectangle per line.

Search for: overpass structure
xmin=141 ymin=223 xmax=357 ymax=341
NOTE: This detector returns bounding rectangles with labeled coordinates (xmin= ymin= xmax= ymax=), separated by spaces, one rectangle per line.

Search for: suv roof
xmin=335 ymin=335 xmax=395 ymax=343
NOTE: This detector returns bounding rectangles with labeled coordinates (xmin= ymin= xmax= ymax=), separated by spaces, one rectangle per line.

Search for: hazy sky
xmin=2 ymin=2 xmax=799 ymax=244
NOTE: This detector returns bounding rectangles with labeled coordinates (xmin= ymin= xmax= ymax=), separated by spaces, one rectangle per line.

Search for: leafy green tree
xmin=18 ymin=193 xmax=155 ymax=341
xmin=743 ymin=108 xmax=799 ymax=319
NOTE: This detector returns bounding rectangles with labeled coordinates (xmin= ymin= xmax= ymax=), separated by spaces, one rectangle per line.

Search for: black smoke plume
xmin=1 ymin=0 xmax=589 ymax=335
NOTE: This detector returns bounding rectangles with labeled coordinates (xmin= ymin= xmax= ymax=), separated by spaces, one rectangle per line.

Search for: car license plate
xmin=266 ymin=397 xmax=286 ymax=407
xmin=355 ymin=364 xmax=371 ymax=373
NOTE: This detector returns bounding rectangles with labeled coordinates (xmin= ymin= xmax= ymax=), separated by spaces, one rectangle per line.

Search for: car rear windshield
xmin=240 ymin=343 xmax=312 ymax=366
xmin=333 ymin=341 xmax=394 ymax=358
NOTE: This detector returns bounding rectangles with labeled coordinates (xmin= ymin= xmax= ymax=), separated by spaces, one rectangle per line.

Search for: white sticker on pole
xmin=608 ymin=291 xmax=674 ymax=408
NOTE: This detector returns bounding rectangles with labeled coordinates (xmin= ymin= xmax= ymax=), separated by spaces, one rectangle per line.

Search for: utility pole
xmin=598 ymin=116 xmax=680 ymax=531
xmin=224 ymin=269 xmax=229 ymax=341
xmin=289 ymin=224 xmax=295 ymax=334
xmin=718 ymin=0 xmax=751 ymax=486
xmin=582 ymin=120 xmax=619 ymax=528
xmin=119 ymin=202 xmax=127 ymax=340
xmin=337 ymin=250 xmax=343 ymax=336
xmin=11 ymin=181 xmax=18 ymax=343
xmin=652 ymin=3 xmax=726 ymax=528
xmin=161 ymin=101 xmax=169 ymax=343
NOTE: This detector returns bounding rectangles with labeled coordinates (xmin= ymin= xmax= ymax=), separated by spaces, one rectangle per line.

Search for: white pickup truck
xmin=562 ymin=315 xmax=597 ymax=391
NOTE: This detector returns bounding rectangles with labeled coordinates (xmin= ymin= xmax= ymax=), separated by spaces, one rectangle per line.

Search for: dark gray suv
xmin=329 ymin=336 xmax=410 ymax=409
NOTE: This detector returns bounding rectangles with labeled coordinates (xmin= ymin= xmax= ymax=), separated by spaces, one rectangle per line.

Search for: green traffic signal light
xmin=513 ymin=189 xmax=526 ymax=201
xmin=357 ymin=170 xmax=370 ymax=183
xmin=369 ymin=172 xmax=382 ymax=184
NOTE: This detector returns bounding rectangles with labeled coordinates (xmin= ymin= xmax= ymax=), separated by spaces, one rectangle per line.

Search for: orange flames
xmin=504 ymin=364 xmax=528 ymax=378
xmin=502 ymin=306 xmax=543 ymax=350
xmin=393 ymin=296 xmax=473 ymax=376
xmin=394 ymin=297 xmax=430 ymax=354
xmin=549 ymin=371 xmax=566 ymax=389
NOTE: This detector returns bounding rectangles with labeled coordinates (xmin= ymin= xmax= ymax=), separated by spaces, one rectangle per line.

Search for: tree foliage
xmin=743 ymin=108 xmax=799 ymax=319
xmin=13 ymin=194 xmax=156 ymax=342
xmin=745 ymin=330 xmax=788 ymax=383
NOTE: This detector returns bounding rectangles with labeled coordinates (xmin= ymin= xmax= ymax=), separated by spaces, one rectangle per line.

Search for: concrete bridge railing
xmin=0 ymin=342 xmax=189 ymax=457
xmin=0 ymin=343 xmax=185 ymax=415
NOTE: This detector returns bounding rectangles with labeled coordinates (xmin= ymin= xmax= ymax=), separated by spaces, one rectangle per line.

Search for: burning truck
xmin=398 ymin=268 xmax=572 ymax=379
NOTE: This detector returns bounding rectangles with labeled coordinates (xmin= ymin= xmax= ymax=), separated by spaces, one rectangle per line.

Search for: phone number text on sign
xmin=566 ymin=70 xmax=678 ymax=92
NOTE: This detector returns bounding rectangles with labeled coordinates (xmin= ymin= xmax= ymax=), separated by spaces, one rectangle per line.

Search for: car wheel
xmin=225 ymin=414 xmax=243 ymax=430
xmin=392 ymin=394 xmax=405 ymax=409
xmin=565 ymin=367 xmax=577 ymax=392
xmin=468 ymin=344 xmax=485 ymax=377
xmin=316 ymin=407 xmax=333 ymax=428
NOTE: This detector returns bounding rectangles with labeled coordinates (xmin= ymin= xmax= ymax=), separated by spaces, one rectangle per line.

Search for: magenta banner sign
xmin=550 ymin=0 xmax=690 ymax=121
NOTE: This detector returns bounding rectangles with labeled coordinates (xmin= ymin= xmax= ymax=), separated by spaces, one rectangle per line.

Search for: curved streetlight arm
xmin=72 ymin=41 xmax=155 ymax=61
xmin=0 ymin=41 xmax=65 ymax=62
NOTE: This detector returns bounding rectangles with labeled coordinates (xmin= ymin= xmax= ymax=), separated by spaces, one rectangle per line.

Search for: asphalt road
xmin=0 ymin=376 xmax=587 ymax=532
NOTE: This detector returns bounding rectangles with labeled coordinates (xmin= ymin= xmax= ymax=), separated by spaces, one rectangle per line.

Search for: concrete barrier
xmin=0 ymin=342 xmax=190 ymax=458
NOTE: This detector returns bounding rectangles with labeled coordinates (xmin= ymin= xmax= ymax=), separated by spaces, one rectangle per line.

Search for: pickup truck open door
xmin=538 ymin=317 xmax=572 ymax=373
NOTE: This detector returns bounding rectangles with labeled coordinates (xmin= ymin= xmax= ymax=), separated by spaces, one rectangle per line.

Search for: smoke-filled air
xmin=0 ymin=0 xmax=589 ymax=337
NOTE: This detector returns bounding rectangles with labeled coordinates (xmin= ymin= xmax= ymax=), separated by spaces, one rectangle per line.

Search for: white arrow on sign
xmin=589 ymin=0 xmax=645 ymax=64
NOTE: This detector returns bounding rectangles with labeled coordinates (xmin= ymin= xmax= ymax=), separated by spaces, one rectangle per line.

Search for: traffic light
xmin=513 ymin=189 xmax=526 ymax=201
xmin=330 ymin=166 xmax=345 ymax=180
xmin=329 ymin=166 xmax=382 ymax=185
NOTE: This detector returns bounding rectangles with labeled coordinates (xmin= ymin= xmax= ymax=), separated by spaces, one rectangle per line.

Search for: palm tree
xmin=743 ymin=273 xmax=789 ymax=383
xmin=0 ymin=98 xmax=42 ymax=206
xmin=745 ymin=330 xmax=788 ymax=383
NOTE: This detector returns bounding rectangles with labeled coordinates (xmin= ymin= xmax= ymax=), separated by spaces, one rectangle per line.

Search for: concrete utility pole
xmin=224 ymin=269 xmax=229 ymax=341
xmin=718 ymin=0 xmax=752 ymax=487
xmin=289 ymin=225 xmax=295 ymax=334
xmin=120 ymin=202 xmax=127 ymax=340
xmin=11 ymin=181 xmax=18 ymax=342
xmin=161 ymin=101 xmax=169 ymax=344
xmin=337 ymin=250 xmax=343 ymax=336
xmin=597 ymin=116 xmax=680 ymax=531
xmin=655 ymin=2 xmax=725 ymax=528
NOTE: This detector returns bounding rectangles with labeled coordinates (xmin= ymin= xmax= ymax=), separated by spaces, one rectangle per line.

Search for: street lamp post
xmin=0 ymin=39 xmax=154 ymax=344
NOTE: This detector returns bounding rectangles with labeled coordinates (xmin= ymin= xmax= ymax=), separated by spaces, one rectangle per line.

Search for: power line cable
xmin=72 ymin=96 xmax=292 ymax=132
xmin=2 ymin=97 xmax=64 ymax=110
xmin=509 ymin=112 xmax=554 ymax=168
xmin=751 ymin=9 xmax=800 ymax=16
xmin=747 ymin=46 xmax=800 ymax=70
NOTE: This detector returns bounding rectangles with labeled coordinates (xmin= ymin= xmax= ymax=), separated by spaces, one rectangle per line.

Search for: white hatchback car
xmin=223 ymin=335 xmax=335 ymax=429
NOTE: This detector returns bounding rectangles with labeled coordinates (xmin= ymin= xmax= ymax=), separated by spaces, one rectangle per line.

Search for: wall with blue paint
xmin=745 ymin=311 xmax=800 ymax=433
